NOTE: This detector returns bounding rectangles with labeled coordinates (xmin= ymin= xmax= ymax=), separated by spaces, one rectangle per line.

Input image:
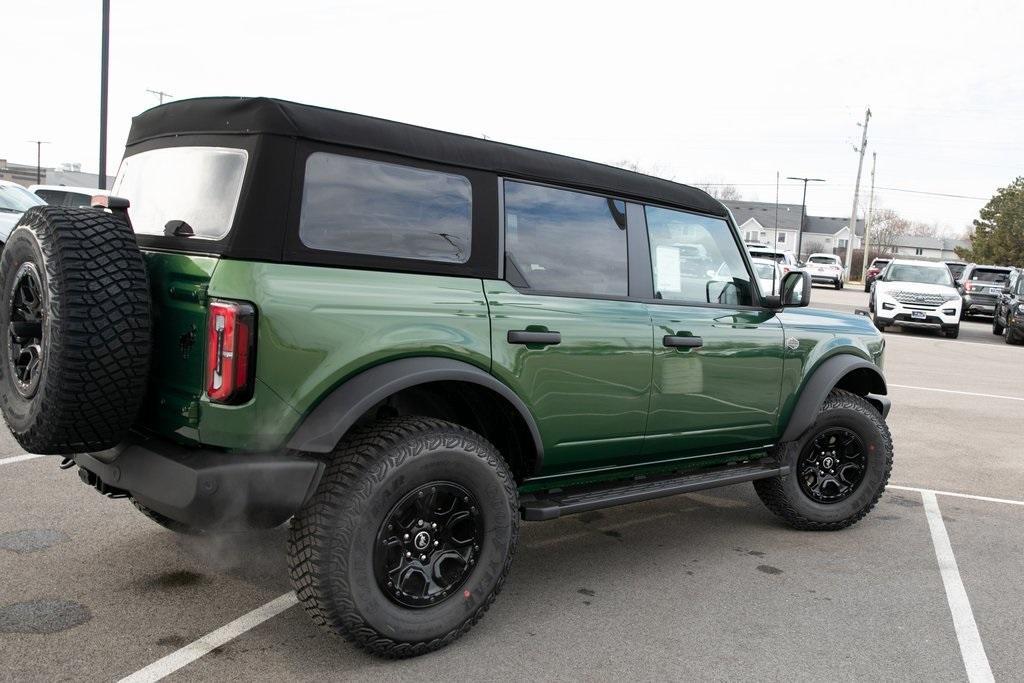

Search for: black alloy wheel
xmin=8 ymin=262 xmax=45 ymax=398
xmin=375 ymin=481 xmax=484 ymax=608
xmin=796 ymin=427 xmax=867 ymax=503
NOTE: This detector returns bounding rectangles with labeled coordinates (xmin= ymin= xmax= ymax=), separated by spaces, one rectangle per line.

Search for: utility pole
xmin=786 ymin=176 xmax=826 ymax=259
xmin=28 ymin=140 xmax=50 ymax=184
xmin=845 ymin=107 xmax=871 ymax=274
xmin=99 ymin=0 xmax=110 ymax=190
xmin=146 ymin=89 xmax=173 ymax=104
xmin=860 ymin=152 xmax=877 ymax=281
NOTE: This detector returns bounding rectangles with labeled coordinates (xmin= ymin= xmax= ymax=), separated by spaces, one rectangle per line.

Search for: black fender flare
xmin=779 ymin=354 xmax=889 ymax=443
xmin=286 ymin=357 xmax=545 ymax=467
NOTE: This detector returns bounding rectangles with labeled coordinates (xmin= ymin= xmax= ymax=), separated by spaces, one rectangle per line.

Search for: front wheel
xmin=288 ymin=417 xmax=519 ymax=658
xmin=872 ymin=311 xmax=887 ymax=331
xmin=944 ymin=325 xmax=960 ymax=339
xmin=754 ymin=389 xmax=892 ymax=531
xmin=992 ymin=315 xmax=1005 ymax=336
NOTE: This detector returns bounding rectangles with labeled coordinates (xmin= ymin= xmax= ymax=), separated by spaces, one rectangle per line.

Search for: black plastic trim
xmin=521 ymin=458 xmax=788 ymax=521
xmin=780 ymin=355 xmax=888 ymax=443
xmin=74 ymin=436 xmax=324 ymax=530
xmin=286 ymin=357 xmax=546 ymax=472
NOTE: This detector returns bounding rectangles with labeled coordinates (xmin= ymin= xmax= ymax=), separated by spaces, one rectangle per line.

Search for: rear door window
xmin=299 ymin=152 xmax=472 ymax=263
xmin=503 ymin=181 xmax=628 ymax=296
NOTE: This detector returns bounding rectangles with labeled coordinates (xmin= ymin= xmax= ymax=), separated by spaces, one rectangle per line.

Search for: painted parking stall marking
xmin=119 ymin=593 xmax=298 ymax=683
xmin=0 ymin=453 xmax=46 ymax=466
xmin=889 ymin=384 xmax=1024 ymax=403
xmin=921 ymin=491 xmax=994 ymax=683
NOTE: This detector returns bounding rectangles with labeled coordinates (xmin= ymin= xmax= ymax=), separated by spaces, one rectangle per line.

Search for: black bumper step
xmin=520 ymin=459 xmax=788 ymax=521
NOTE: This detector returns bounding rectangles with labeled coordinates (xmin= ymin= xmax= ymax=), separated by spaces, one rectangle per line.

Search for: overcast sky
xmin=5 ymin=0 xmax=1023 ymax=232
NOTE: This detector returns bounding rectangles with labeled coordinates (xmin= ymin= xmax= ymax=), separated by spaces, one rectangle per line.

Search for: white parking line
xmin=889 ymin=484 xmax=1024 ymax=507
xmin=889 ymin=384 xmax=1024 ymax=402
xmin=0 ymin=453 xmax=46 ymax=466
xmin=921 ymin=491 xmax=994 ymax=683
xmin=883 ymin=334 xmax=1013 ymax=351
xmin=119 ymin=592 xmax=298 ymax=683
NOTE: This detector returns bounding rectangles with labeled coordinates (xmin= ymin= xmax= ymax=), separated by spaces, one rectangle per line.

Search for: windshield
xmin=871 ymin=259 xmax=890 ymax=268
xmin=886 ymin=264 xmax=954 ymax=286
xmin=753 ymin=263 xmax=775 ymax=279
xmin=808 ymin=256 xmax=837 ymax=265
xmin=969 ymin=268 xmax=1011 ymax=283
xmin=751 ymin=250 xmax=786 ymax=264
xmin=946 ymin=263 xmax=966 ymax=280
xmin=113 ymin=146 xmax=248 ymax=239
xmin=0 ymin=184 xmax=46 ymax=213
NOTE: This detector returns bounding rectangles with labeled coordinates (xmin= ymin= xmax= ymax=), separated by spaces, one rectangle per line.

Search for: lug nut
xmin=418 ymin=519 xmax=425 ymax=526
xmin=420 ymin=554 xmax=427 ymax=561
xmin=405 ymin=551 xmax=412 ymax=558
xmin=433 ymin=540 xmax=439 ymax=547
xmin=432 ymin=523 xmax=437 ymax=529
xmin=403 ymin=533 xmax=410 ymax=540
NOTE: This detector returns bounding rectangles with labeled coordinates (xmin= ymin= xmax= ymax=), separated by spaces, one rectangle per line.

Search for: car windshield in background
xmin=872 ymin=260 xmax=890 ymax=268
xmin=113 ymin=146 xmax=248 ymax=239
xmin=808 ymin=256 xmax=836 ymax=264
xmin=0 ymin=184 xmax=46 ymax=213
xmin=946 ymin=263 xmax=966 ymax=280
xmin=887 ymin=264 xmax=954 ymax=286
xmin=970 ymin=268 xmax=1011 ymax=283
xmin=753 ymin=263 xmax=775 ymax=279
xmin=752 ymin=251 xmax=786 ymax=264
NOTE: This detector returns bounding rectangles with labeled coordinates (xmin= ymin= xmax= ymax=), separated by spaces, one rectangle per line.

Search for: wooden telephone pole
xmin=860 ymin=153 xmax=877 ymax=281
xmin=845 ymin=107 xmax=871 ymax=274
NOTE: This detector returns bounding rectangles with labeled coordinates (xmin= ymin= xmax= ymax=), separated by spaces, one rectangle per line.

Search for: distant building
xmin=722 ymin=200 xmax=968 ymax=261
xmin=0 ymin=159 xmax=113 ymax=190
xmin=723 ymin=200 xmax=864 ymax=256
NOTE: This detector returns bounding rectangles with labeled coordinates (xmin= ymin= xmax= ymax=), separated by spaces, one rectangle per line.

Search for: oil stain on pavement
xmin=756 ymin=564 xmax=784 ymax=575
xmin=0 ymin=600 xmax=92 ymax=634
xmin=0 ymin=529 xmax=68 ymax=554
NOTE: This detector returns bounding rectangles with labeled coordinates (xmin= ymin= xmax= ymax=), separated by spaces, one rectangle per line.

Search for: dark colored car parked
xmin=945 ymin=261 xmax=967 ymax=283
xmin=0 ymin=97 xmax=893 ymax=658
xmin=993 ymin=269 xmax=1024 ymax=344
xmin=958 ymin=264 xmax=1015 ymax=318
xmin=864 ymin=257 xmax=890 ymax=292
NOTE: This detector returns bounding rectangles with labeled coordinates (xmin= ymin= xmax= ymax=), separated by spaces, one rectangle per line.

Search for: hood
xmin=0 ymin=212 xmax=21 ymax=242
xmin=876 ymin=281 xmax=957 ymax=297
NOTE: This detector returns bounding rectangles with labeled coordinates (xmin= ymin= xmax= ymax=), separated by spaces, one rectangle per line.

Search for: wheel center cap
xmin=413 ymin=531 xmax=431 ymax=551
xmin=822 ymin=456 xmax=835 ymax=469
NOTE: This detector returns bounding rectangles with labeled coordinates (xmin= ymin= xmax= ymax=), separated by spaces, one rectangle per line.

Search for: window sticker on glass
xmin=655 ymin=246 xmax=682 ymax=293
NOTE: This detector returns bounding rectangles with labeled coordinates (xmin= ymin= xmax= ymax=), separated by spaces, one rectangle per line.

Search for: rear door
xmin=639 ymin=205 xmax=786 ymax=461
xmin=487 ymin=181 xmax=653 ymax=477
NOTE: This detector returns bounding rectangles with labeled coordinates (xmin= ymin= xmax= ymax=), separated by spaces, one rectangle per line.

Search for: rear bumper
xmin=963 ymin=294 xmax=996 ymax=314
xmin=75 ymin=436 xmax=324 ymax=530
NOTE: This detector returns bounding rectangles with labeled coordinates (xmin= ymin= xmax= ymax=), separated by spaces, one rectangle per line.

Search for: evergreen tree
xmin=956 ymin=177 xmax=1024 ymax=266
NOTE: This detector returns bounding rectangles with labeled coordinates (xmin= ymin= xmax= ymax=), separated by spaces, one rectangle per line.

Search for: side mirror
xmin=780 ymin=271 xmax=811 ymax=307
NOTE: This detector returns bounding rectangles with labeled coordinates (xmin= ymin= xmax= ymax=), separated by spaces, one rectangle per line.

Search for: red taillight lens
xmin=964 ymin=282 xmax=975 ymax=292
xmin=206 ymin=299 xmax=256 ymax=404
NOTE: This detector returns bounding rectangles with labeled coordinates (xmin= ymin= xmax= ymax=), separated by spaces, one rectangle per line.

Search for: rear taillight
xmin=964 ymin=282 xmax=975 ymax=292
xmin=206 ymin=299 xmax=256 ymax=404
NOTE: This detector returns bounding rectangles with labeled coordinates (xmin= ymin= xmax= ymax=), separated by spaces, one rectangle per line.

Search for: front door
xmin=487 ymin=181 xmax=653 ymax=477
xmin=640 ymin=205 xmax=785 ymax=461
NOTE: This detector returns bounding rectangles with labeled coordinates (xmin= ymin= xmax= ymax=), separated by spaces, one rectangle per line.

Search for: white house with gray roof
xmin=723 ymin=201 xmax=864 ymax=258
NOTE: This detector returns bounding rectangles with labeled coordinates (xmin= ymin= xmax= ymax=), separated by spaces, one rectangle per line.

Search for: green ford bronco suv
xmin=0 ymin=97 xmax=892 ymax=658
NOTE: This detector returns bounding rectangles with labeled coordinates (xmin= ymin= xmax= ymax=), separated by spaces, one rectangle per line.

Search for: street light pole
xmin=786 ymin=176 xmax=826 ymax=259
xmin=99 ymin=0 xmax=110 ymax=190
xmin=28 ymin=140 xmax=50 ymax=184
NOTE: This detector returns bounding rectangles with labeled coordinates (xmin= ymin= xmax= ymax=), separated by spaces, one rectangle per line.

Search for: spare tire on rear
xmin=0 ymin=206 xmax=151 ymax=454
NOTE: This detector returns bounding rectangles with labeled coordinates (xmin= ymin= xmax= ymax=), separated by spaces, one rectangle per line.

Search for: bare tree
xmin=867 ymin=208 xmax=910 ymax=257
xmin=691 ymin=178 xmax=743 ymax=201
xmin=802 ymin=239 xmax=826 ymax=258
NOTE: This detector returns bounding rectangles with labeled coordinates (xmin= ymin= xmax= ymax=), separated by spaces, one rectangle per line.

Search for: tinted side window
xmin=646 ymin=206 xmax=754 ymax=306
xmin=504 ymin=181 xmax=628 ymax=296
xmin=299 ymin=152 xmax=472 ymax=263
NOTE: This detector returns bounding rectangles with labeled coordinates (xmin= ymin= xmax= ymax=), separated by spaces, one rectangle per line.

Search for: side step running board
xmin=520 ymin=460 xmax=788 ymax=521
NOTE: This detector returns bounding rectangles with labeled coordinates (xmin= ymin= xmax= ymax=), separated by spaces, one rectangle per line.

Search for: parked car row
xmin=865 ymin=257 xmax=1023 ymax=344
xmin=745 ymin=244 xmax=846 ymax=289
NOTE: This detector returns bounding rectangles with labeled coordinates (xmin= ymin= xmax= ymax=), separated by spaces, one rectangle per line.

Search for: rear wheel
xmin=288 ymin=417 xmax=519 ymax=658
xmin=835 ymin=279 xmax=843 ymax=290
xmin=754 ymin=389 xmax=892 ymax=531
xmin=0 ymin=207 xmax=151 ymax=454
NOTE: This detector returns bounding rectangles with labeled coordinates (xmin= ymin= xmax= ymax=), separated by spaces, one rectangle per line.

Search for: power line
xmin=691 ymin=181 xmax=989 ymax=200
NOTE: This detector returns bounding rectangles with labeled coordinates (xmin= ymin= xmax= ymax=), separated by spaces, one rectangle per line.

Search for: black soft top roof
xmin=128 ymin=96 xmax=726 ymax=218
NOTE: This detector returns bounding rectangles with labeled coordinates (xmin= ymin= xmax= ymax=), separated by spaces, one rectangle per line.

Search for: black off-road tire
xmin=131 ymin=498 xmax=203 ymax=536
xmin=754 ymin=389 xmax=893 ymax=531
xmin=288 ymin=417 xmax=519 ymax=659
xmin=0 ymin=207 xmax=151 ymax=454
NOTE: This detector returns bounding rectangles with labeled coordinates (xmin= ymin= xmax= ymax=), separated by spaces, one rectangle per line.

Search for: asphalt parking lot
xmin=2 ymin=284 xmax=1022 ymax=682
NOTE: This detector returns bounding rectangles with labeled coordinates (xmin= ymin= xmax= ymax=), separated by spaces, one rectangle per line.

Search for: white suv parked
xmin=747 ymin=246 xmax=800 ymax=275
xmin=804 ymin=253 xmax=845 ymax=289
xmin=870 ymin=258 xmax=962 ymax=338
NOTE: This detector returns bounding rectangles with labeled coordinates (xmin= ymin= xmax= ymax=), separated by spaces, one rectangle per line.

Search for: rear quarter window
xmin=299 ymin=153 xmax=472 ymax=264
xmin=970 ymin=268 xmax=1010 ymax=283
